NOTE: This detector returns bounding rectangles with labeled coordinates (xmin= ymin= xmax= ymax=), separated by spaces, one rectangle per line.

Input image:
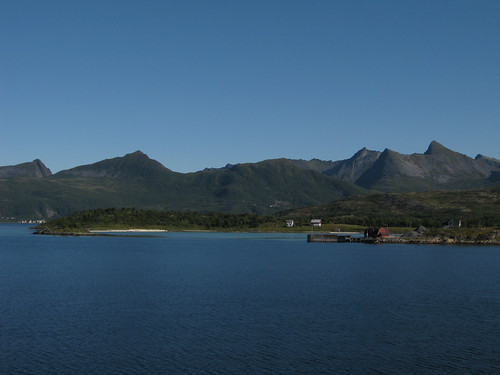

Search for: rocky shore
xmin=373 ymin=236 xmax=500 ymax=245
xmin=372 ymin=226 xmax=500 ymax=245
xmin=33 ymin=228 xmax=103 ymax=236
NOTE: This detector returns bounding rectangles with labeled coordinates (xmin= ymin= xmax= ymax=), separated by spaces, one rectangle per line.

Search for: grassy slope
xmin=279 ymin=187 xmax=500 ymax=227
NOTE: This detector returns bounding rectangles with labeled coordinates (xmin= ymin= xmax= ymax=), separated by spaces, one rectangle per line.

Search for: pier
xmin=307 ymin=233 xmax=364 ymax=243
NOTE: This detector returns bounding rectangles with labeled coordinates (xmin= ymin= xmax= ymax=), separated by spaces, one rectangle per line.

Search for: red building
xmin=364 ymin=227 xmax=391 ymax=238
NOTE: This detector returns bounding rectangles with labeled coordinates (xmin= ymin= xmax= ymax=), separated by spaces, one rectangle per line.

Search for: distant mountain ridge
xmin=1 ymin=141 xmax=500 ymax=219
xmin=290 ymin=141 xmax=500 ymax=190
xmin=354 ymin=141 xmax=500 ymax=190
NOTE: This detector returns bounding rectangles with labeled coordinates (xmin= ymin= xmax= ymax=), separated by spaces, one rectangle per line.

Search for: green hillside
xmin=279 ymin=187 xmax=500 ymax=228
xmin=0 ymin=155 xmax=366 ymax=220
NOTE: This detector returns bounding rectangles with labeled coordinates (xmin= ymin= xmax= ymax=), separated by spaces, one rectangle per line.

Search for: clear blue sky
xmin=1 ymin=0 xmax=499 ymax=173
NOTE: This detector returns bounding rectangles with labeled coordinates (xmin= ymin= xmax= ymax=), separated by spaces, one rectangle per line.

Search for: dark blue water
xmin=1 ymin=224 xmax=499 ymax=374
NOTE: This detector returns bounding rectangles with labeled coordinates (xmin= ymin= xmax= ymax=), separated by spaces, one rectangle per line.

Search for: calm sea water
xmin=0 ymin=224 xmax=499 ymax=374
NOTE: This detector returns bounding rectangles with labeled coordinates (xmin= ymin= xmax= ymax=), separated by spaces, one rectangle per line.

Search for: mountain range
xmin=292 ymin=141 xmax=500 ymax=190
xmin=1 ymin=141 xmax=500 ymax=220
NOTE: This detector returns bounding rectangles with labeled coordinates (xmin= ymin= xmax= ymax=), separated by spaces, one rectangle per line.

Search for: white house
xmin=311 ymin=219 xmax=322 ymax=227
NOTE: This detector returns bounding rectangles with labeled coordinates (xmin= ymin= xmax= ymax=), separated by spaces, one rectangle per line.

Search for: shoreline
xmin=31 ymin=225 xmax=500 ymax=245
xmin=374 ymin=236 xmax=500 ymax=245
xmin=89 ymin=229 xmax=169 ymax=233
xmin=32 ymin=230 xmax=500 ymax=245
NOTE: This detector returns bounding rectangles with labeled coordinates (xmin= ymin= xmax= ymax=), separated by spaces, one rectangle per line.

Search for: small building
xmin=364 ymin=227 xmax=390 ymax=238
xmin=286 ymin=220 xmax=294 ymax=228
xmin=443 ymin=219 xmax=461 ymax=228
xmin=311 ymin=219 xmax=322 ymax=227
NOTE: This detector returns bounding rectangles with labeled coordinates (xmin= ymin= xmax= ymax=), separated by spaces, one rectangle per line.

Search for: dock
xmin=307 ymin=233 xmax=364 ymax=243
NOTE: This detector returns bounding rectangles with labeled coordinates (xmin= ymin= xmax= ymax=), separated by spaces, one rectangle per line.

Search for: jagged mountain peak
xmin=347 ymin=147 xmax=381 ymax=160
xmin=352 ymin=147 xmax=368 ymax=157
xmin=31 ymin=159 xmax=52 ymax=176
xmin=125 ymin=150 xmax=147 ymax=158
xmin=322 ymin=147 xmax=381 ymax=182
xmin=0 ymin=159 xmax=52 ymax=178
xmin=476 ymin=154 xmax=500 ymax=162
xmin=424 ymin=140 xmax=453 ymax=156
xmin=474 ymin=154 xmax=500 ymax=171
xmin=379 ymin=148 xmax=403 ymax=160
xmin=348 ymin=147 xmax=378 ymax=160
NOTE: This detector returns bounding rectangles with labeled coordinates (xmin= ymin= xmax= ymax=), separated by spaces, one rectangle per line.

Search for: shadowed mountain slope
xmin=0 ymin=159 xmax=52 ymax=178
xmin=179 ymin=158 xmax=367 ymax=213
xmin=322 ymin=147 xmax=381 ymax=182
xmin=355 ymin=141 xmax=500 ymax=191
xmin=291 ymin=148 xmax=381 ymax=182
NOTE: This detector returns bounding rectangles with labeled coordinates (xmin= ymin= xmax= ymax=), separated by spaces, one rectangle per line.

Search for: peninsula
xmin=33 ymin=207 xmax=500 ymax=245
